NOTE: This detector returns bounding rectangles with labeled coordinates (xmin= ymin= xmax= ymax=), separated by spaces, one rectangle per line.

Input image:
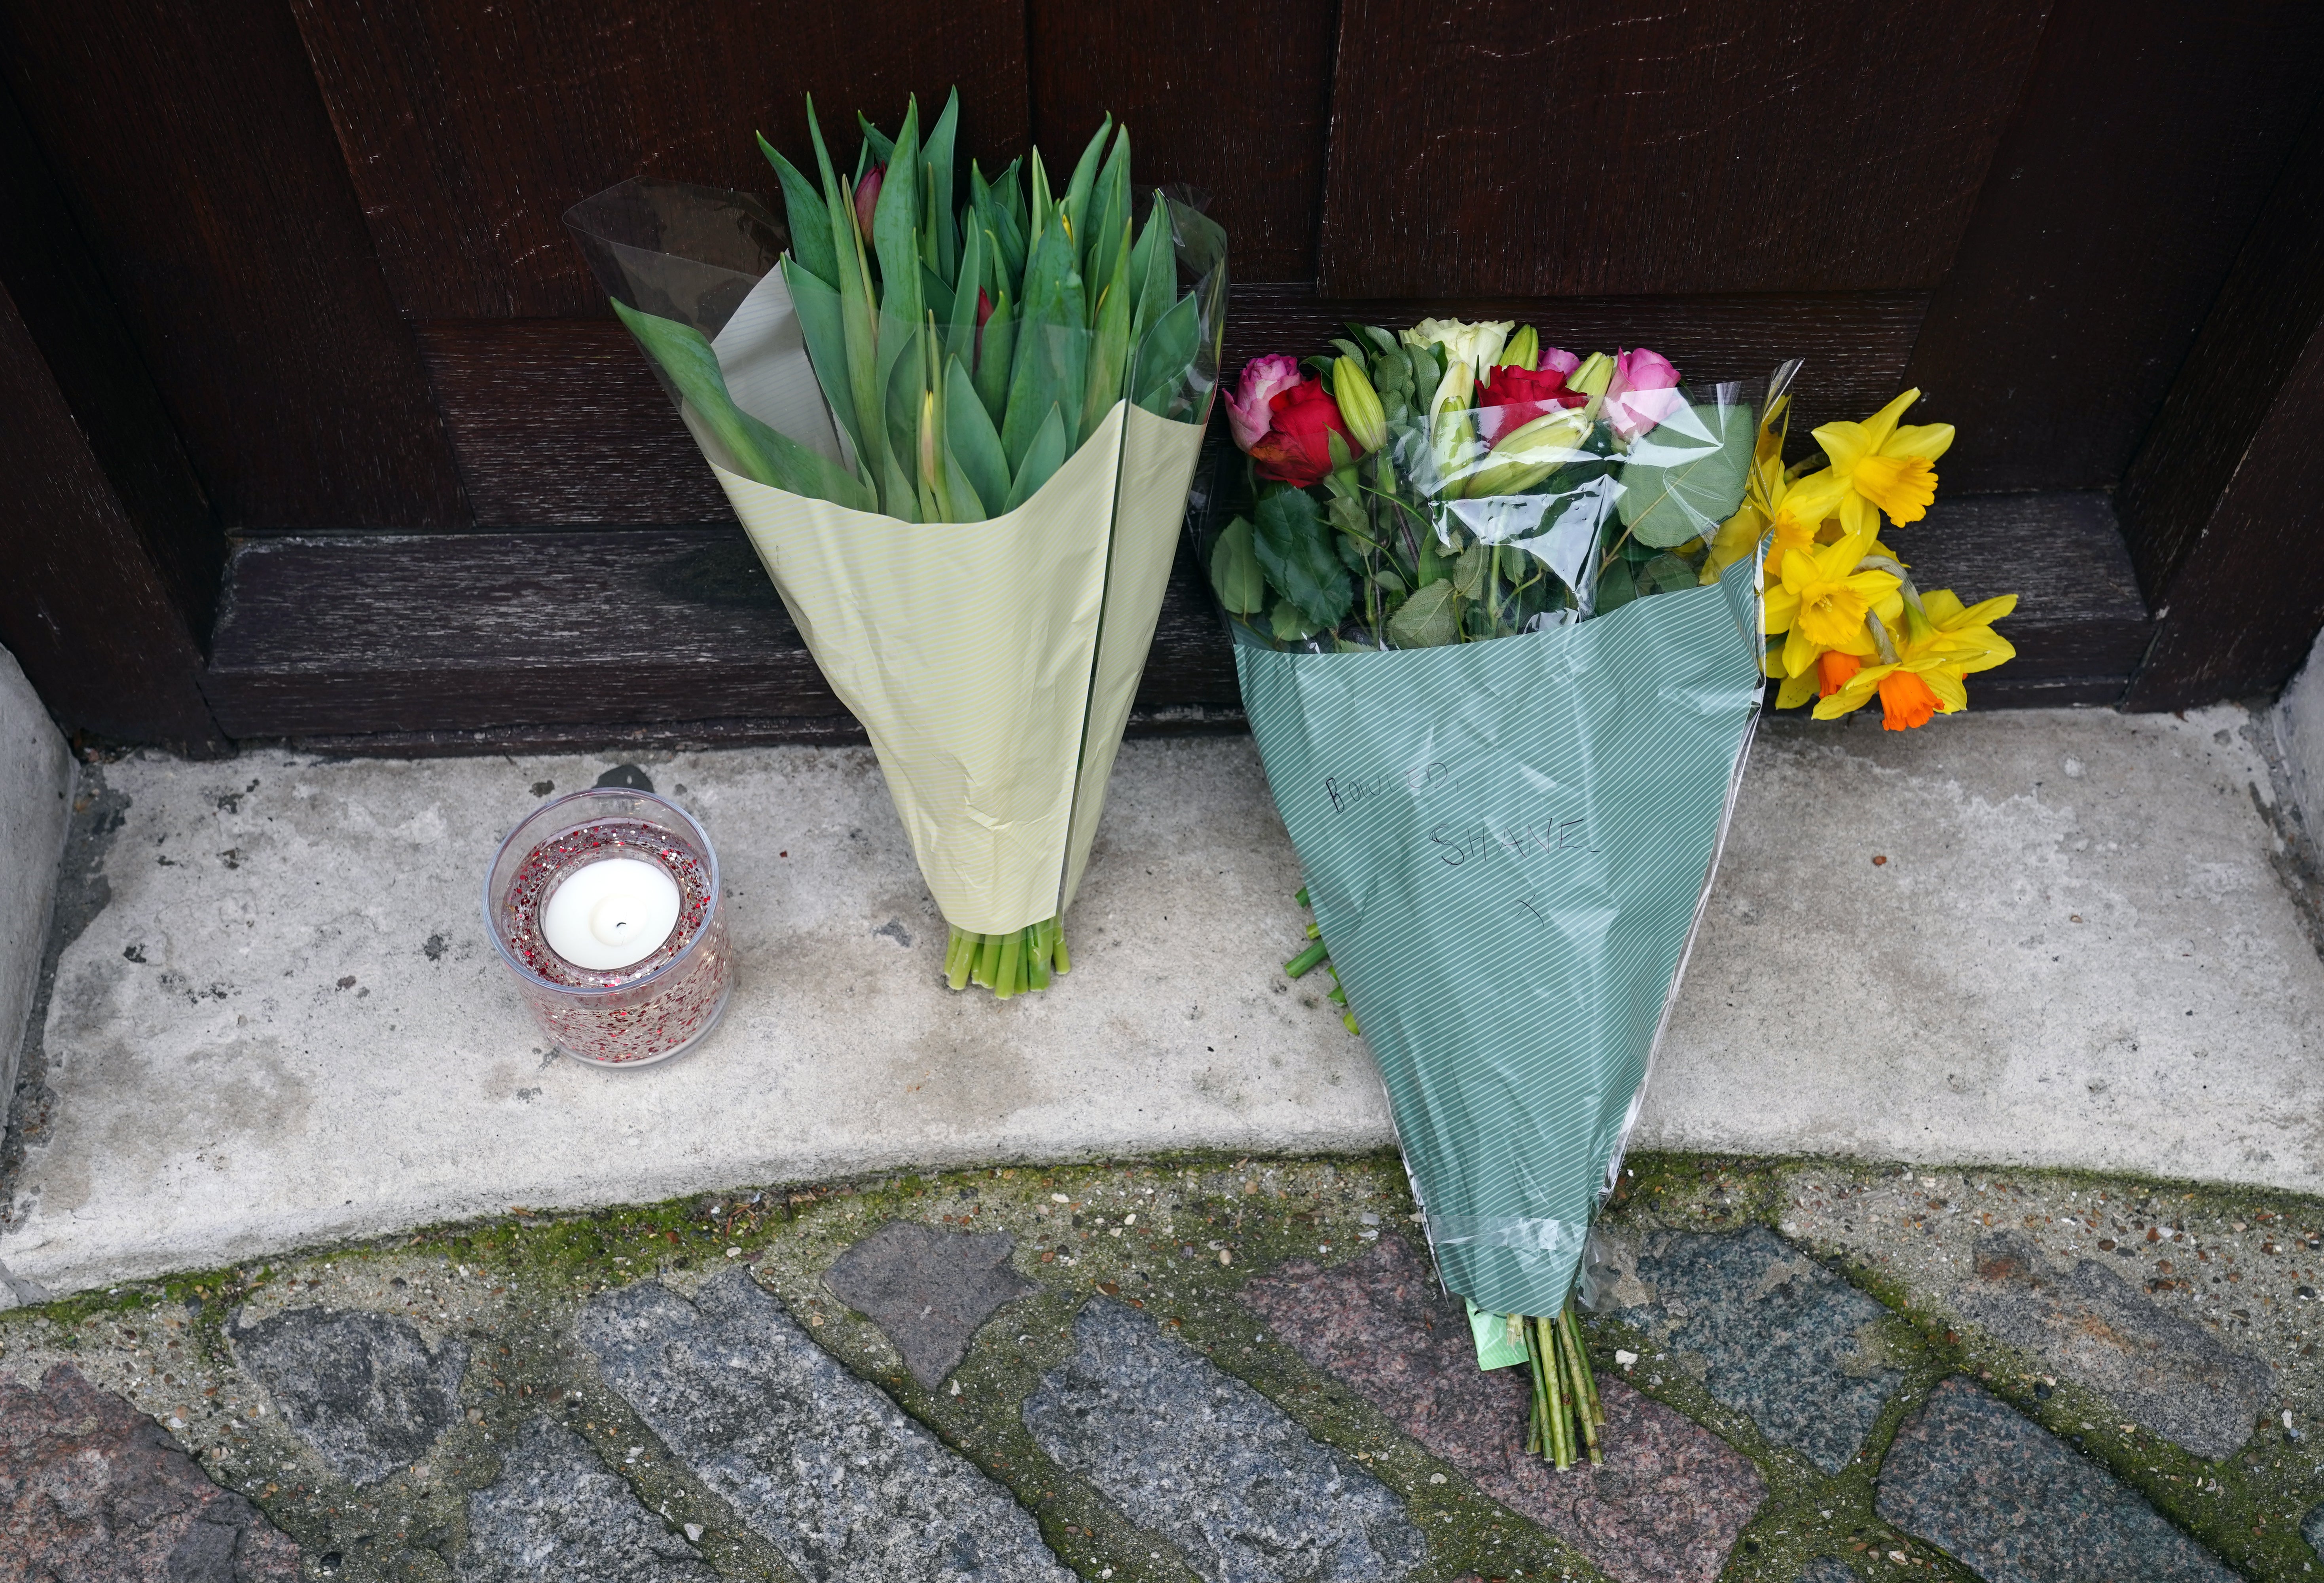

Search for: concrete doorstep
xmin=4 ymin=704 xmax=2323 ymax=1303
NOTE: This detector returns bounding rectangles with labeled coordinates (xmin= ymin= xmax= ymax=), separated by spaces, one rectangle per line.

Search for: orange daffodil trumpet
xmin=1709 ymin=387 xmax=2017 ymax=730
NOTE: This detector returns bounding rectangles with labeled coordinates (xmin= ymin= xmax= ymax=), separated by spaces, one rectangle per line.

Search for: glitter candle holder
xmin=483 ymin=788 xmax=733 ymax=1067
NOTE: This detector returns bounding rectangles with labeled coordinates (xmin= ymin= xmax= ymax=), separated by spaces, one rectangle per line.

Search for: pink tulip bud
xmin=852 ymin=165 xmax=884 ymax=246
xmin=1538 ymin=346 xmax=1581 ymax=377
xmin=1604 ymin=346 xmax=1683 ymax=442
xmin=1227 ymin=354 xmax=1304 ymax=453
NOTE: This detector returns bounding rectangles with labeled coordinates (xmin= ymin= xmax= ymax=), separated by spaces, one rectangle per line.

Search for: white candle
xmin=540 ymin=855 xmax=682 ymax=971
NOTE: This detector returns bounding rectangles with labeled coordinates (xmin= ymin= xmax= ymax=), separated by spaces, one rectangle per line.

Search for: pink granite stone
xmin=0 ymin=1363 xmax=303 ymax=1582
xmin=1241 ymin=1235 xmax=1765 ymax=1583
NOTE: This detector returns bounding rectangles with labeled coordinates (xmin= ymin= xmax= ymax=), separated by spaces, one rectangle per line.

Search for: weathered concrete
xmin=4 ymin=704 xmax=2322 ymax=1300
xmin=2276 ymin=626 xmax=2324 ymax=835
xmin=0 ymin=645 xmax=72 ymax=1125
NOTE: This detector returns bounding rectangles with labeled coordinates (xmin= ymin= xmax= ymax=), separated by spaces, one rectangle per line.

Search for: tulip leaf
xmin=611 ymin=299 xmax=871 ymax=511
xmin=1058 ymin=116 xmax=1111 ymax=262
xmin=921 ymin=88 xmax=960 ymax=284
xmin=942 ymin=442 xmax=986 ymax=522
xmin=1126 ymin=198 xmax=1173 ymax=349
xmin=1080 ymin=217 xmax=1133 ymax=444
xmin=1000 ymin=221 xmax=1087 ymax=472
xmin=806 ymin=98 xmax=887 ymax=494
xmin=1252 ymin=488 xmax=1353 ymax=630
xmin=944 ymin=356 xmax=1010 ymax=518
xmin=1615 ymin=400 xmax=1753 ymax=548
xmin=760 ymin=134 xmax=837 ymax=292
xmin=855 ymin=112 xmax=895 ymax=173
xmin=920 ymin=262 xmax=955 ymax=326
xmin=1386 ymin=577 xmax=1461 ymax=649
xmin=1132 ymin=290 xmax=1198 ymax=416
xmin=974 ymin=289 xmax=1014 ymax=427
xmin=779 ymin=257 xmax=862 ymax=462
xmin=1209 ymin=515 xmax=1266 ymax=617
xmin=1085 ymin=127 xmax=1132 ymax=306
xmin=1004 ymin=402 xmax=1069 ymax=511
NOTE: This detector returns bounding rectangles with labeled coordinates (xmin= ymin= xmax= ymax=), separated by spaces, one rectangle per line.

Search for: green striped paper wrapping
xmin=1234 ymin=554 xmax=1763 ymax=1317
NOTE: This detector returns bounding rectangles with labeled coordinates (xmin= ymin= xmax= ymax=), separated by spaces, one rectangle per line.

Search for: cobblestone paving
xmin=0 ymin=1152 xmax=2314 ymax=1581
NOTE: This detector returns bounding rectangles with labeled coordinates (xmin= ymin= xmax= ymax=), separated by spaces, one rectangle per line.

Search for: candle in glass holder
xmin=484 ymin=788 xmax=732 ymax=1067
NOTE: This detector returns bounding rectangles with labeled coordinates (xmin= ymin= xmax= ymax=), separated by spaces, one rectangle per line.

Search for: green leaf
xmin=805 ymin=97 xmax=887 ymax=492
xmin=1084 ymin=127 xmax=1132 ymax=306
xmin=1616 ymin=399 xmax=1754 ymax=548
xmin=1131 ymin=290 xmax=1198 ymax=415
xmin=758 ymin=133 xmax=837 ymax=292
xmin=1595 ymin=556 xmax=1638 ymax=615
xmin=1385 ymin=577 xmax=1460 ymax=648
xmin=871 ymin=97 xmax=926 ymax=447
xmin=1058 ymin=116 xmax=1112 ymax=263
xmin=1637 ymin=552 xmax=1697 ymax=596
xmin=944 ymin=356 xmax=1009 ymax=518
xmin=1269 ymin=598 xmax=1315 ymax=643
xmin=855 ymin=112 xmax=895 ymax=173
xmin=1004 ymin=402 xmax=1070 ymax=510
xmin=1126 ymin=197 xmax=1173 ymax=349
xmin=1252 ymin=488 xmax=1353 ymax=630
xmin=946 ymin=223 xmax=983 ymax=364
xmin=1209 ymin=515 xmax=1266 ymax=617
xmin=974 ymin=289 xmax=1014 ymax=427
xmin=999 ymin=221 xmax=1087 ymax=472
xmin=779 ymin=257 xmax=862 ymax=462
xmin=1079 ymin=216 xmax=1133 ymax=443
xmin=1452 ymin=541 xmax=1490 ymax=600
xmin=611 ymin=298 xmax=872 ymax=511
xmin=921 ymin=88 xmax=960 ymax=284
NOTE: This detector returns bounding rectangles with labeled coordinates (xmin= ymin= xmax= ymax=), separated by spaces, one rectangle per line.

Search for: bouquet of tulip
xmin=567 ymin=91 xmax=1225 ymax=998
xmin=1205 ymin=317 xmax=2014 ymax=1467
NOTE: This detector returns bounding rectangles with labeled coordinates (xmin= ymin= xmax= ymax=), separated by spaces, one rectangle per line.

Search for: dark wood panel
xmin=0 ymin=84 xmax=221 ymax=646
xmin=1317 ymin=0 xmax=2051 ymax=298
xmin=416 ymin=320 xmax=733 ymax=526
xmin=1227 ymin=285 xmax=1928 ymax=447
xmin=2121 ymin=101 xmax=2324 ymax=710
xmin=205 ymin=485 xmax=2141 ymax=743
xmin=0 ymin=0 xmax=467 ymax=531
xmin=1028 ymin=0 xmax=1335 ymax=282
xmin=0 ymin=277 xmax=223 ymax=752
xmin=291 ymin=0 xmax=1030 ymax=321
xmin=1904 ymin=0 xmax=2324 ymax=493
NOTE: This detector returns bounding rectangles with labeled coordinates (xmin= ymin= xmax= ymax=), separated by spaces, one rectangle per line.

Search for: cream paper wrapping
xmin=692 ymin=268 xmax=1206 ymax=935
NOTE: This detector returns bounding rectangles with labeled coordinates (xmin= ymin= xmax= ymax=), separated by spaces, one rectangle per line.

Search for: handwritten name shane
xmin=1428 ymin=818 xmax=1597 ymax=866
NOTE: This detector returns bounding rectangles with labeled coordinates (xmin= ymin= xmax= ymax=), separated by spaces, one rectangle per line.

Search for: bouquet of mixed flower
xmin=567 ymin=91 xmax=1225 ymax=998
xmin=1206 ymin=317 xmax=2015 ymax=1466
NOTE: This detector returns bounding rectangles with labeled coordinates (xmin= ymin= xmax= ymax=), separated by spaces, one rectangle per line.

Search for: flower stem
xmin=945 ymin=917 xmax=1071 ymax=996
xmin=1283 ymin=940 xmax=1330 ymax=978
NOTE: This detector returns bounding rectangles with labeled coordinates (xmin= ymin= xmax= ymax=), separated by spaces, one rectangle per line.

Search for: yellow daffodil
xmin=1767 ymin=533 xmax=1902 ymax=676
xmin=1814 ymin=389 xmax=1954 ymax=533
xmin=1702 ymin=461 xmax=1847 ymax=584
xmin=1814 ymin=588 xmax=2018 ymax=730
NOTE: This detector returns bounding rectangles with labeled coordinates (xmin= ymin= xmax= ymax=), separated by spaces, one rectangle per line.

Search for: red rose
xmin=1475 ymin=363 xmax=1585 ymax=446
xmin=1248 ymin=378 xmax=1357 ymax=487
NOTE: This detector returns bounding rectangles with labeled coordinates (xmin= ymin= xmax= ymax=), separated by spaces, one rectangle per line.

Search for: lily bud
xmin=1567 ymin=352 xmax=1614 ymax=398
xmin=1499 ymin=326 xmax=1539 ymax=370
xmin=1332 ymin=355 xmax=1388 ymax=455
xmin=853 ymin=164 xmax=884 ymax=245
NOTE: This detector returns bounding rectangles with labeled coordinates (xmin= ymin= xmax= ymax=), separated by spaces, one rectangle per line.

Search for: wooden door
xmin=3 ymin=0 xmax=2320 ymax=749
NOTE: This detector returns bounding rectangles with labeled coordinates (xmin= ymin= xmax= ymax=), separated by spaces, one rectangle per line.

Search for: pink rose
xmin=1227 ymin=355 xmax=1304 ymax=452
xmin=1537 ymin=346 xmax=1580 ymax=378
xmin=1604 ymin=347 xmax=1682 ymax=442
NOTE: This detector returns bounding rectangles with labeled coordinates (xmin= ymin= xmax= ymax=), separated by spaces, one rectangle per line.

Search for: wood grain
xmin=2121 ymin=100 xmax=2324 ymax=709
xmin=1028 ymin=0 xmax=1336 ymax=281
xmin=0 ymin=276 xmax=223 ymax=750
xmin=0 ymin=0 xmax=467 ymax=531
xmin=1317 ymin=0 xmax=2052 ymax=298
xmin=291 ymin=0 xmax=1030 ymax=321
xmin=1903 ymin=0 xmax=2324 ymax=493
xmin=415 ymin=320 xmax=734 ymax=526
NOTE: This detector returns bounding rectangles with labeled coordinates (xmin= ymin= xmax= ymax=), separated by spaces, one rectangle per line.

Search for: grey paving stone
xmin=1618 ymin=1226 xmax=1906 ymax=1473
xmin=1797 ymin=1562 xmax=1857 ymax=1583
xmin=0 ymin=1361 xmax=302 ymax=1581
xmin=1877 ymin=1377 xmax=2235 ymax=1583
xmin=823 ymin=1219 xmax=1037 ymax=1389
xmin=227 ymin=1307 xmax=466 ymax=1486
xmin=580 ymin=1270 xmax=1070 ymax=1583
xmin=1022 ymin=1296 xmax=1427 ymax=1583
xmin=1954 ymin=1230 xmax=2268 ymax=1459
xmin=2305 ymin=1499 xmax=2324 ymax=1558
xmin=455 ymin=1415 xmax=715 ymax=1583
